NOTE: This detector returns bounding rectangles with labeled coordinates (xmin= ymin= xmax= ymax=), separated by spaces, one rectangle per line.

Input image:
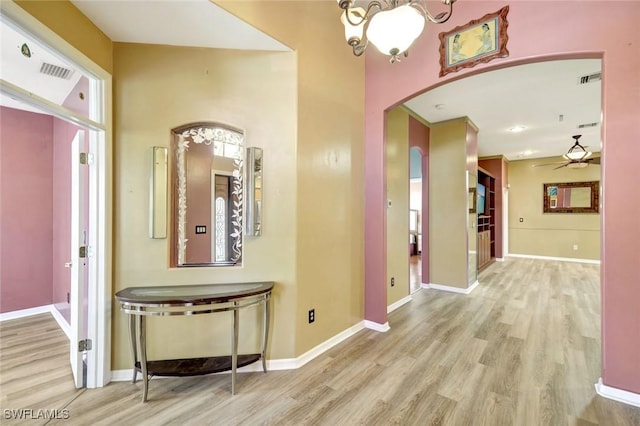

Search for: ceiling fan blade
xmin=533 ymin=161 xmax=568 ymax=167
xmin=590 ymin=156 xmax=601 ymax=165
xmin=553 ymin=163 xmax=569 ymax=170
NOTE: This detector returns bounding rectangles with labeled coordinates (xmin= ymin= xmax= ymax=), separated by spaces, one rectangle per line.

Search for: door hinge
xmin=78 ymin=339 xmax=92 ymax=352
xmin=79 ymin=246 xmax=87 ymax=258
xmin=79 ymin=152 xmax=94 ymax=165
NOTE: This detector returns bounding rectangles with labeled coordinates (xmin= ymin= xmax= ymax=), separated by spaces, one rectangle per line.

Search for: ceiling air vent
xmin=39 ymin=62 xmax=74 ymax=80
xmin=578 ymin=72 xmax=602 ymax=85
xmin=578 ymin=122 xmax=598 ymax=129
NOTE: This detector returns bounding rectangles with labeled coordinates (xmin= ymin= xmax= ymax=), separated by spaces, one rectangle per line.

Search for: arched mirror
xmin=171 ymin=123 xmax=244 ymax=266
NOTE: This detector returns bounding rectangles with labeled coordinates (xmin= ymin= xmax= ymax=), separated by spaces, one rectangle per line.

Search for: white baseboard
xmin=496 ymin=257 xmax=505 ymax=262
xmin=422 ymin=280 xmax=479 ymax=295
xmin=50 ymin=306 xmax=71 ymax=339
xmin=387 ymin=295 xmax=412 ymax=314
xmin=111 ymin=320 xmax=368 ymax=381
xmin=364 ymin=320 xmax=390 ymax=332
xmin=595 ymin=378 xmax=640 ymax=408
xmin=1 ymin=304 xmax=72 ymax=340
xmin=0 ymin=304 xmax=53 ymax=321
xmin=508 ymin=253 xmax=600 ymax=264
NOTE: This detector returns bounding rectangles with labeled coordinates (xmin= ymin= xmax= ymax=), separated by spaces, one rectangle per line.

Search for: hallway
xmin=1 ymin=258 xmax=639 ymax=424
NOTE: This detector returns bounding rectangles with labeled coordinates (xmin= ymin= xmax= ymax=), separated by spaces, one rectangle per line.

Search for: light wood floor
xmin=2 ymin=258 xmax=639 ymax=425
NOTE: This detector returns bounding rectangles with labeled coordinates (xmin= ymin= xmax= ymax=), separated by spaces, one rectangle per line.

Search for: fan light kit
xmin=563 ymin=134 xmax=592 ymax=161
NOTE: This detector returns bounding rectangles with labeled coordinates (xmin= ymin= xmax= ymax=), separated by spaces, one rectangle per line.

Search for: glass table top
xmin=115 ymin=282 xmax=273 ymax=304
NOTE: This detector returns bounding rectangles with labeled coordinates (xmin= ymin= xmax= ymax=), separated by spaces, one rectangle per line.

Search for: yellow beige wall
xmin=112 ymin=43 xmax=298 ymax=367
xmin=386 ymin=108 xmax=410 ymax=305
xmin=508 ymin=157 xmax=600 ymax=260
xmin=218 ymin=1 xmax=365 ymax=355
xmin=429 ymin=118 xmax=470 ymax=288
xmin=15 ymin=0 xmax=112 ymax=73
xmin=20 ymin=0 xmax=366 ymax=365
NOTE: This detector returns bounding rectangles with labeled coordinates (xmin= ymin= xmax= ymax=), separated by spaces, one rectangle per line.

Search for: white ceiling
xmin=0 ymin=19 xmax=82 ymax=113
xmin=70 ymin=0 xmax=290 ymax=52
xmin=2 ymin=2 xmax=601 ymax=162
xmin=404 ymin=59 xmax=602 ymax=160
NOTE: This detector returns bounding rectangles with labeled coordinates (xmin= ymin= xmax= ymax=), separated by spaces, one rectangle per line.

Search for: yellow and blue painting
xmin=446 ymin=17 xmax=499 ymax=67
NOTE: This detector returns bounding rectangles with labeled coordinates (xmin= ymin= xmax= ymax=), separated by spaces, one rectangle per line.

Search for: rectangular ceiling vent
xmin=578 ymin=72 xmax=602 ymax=85
xmin=578 ymin=122 xmax=598 ymax=129
xmin=39 ymin=62 xmax=74 ymax=80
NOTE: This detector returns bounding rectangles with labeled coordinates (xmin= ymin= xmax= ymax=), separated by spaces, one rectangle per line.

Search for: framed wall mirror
xmin=171 ymin=123 xmax=244 ymax=266
xmin=543 ymin=181 xmax=599 ymax=213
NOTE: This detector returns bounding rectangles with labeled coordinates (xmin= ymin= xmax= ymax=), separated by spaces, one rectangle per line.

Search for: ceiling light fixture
xmin=563 ymin=134 xmax=592 ymax=161
xmin=337 ymin=0 xmax=456 ymax=63
xmin=509 ymin=126 xmax=526 ymax=133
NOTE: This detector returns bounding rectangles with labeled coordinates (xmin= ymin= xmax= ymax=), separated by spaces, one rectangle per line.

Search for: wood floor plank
xmin=2 ymin=258 xmax=640 ymax=425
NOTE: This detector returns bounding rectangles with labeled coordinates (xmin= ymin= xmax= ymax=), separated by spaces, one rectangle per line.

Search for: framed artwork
xmin=438 ymin=6 xmax=510 ymax=77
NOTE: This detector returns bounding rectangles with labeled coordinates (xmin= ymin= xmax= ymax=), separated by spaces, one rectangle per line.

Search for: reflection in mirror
xmin=245 ymin=147 xmax=263 ymax=236
xmin=468 ymin=172 xmax=478 ymax=285
xmin=543 ymin=181 xmax=599 ymax=213
xmin=149 ymin=146 xmax=168 ymax=239
xmin=172 ymin=123 xmax=244 ymax=266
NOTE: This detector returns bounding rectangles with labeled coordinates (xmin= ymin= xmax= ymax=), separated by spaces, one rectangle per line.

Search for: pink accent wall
xmin=365 ymin=2 xmax=640 ymax=393
xmin=479 ymin=158 xmax=505 ymax=259
xmin=408 ymin=116 xmax=429 ymax=284
xmin=0 ymin=107 xmax=54 ymax=312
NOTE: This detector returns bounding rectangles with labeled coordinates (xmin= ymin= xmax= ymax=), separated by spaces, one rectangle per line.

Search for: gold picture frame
xmin=438 ymin=6 xmax=510 ymax=77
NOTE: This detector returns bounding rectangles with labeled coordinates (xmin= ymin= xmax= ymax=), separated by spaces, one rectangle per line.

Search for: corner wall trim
xmin=387 ymin=295 xmax=412 ymax=314
xmin=112 ymin=320 xmax=368 ymax=381
xmin=422 ymin=280 xmax=479 ymax=295
xmin=508 ymin=253 xmax=600 ymax=264
xmin=363 ymin=320 xmax=390 ymax=332
xmin=0 ymin=304 xmax=53 ymax=322
xmin=595 ymin=378 xmax=640 ymax=408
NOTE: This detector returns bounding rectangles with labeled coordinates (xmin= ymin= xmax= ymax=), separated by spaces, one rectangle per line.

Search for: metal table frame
xmin=115 ymin=282 xmax=273 ymax=402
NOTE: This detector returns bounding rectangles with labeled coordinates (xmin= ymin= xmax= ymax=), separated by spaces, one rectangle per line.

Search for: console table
xmin=115 ymin=281 xmax=273 ymax=402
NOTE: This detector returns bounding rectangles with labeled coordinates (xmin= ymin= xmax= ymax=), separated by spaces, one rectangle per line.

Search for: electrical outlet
xmin=573 ymin=244 xmax=578 ymax=251
xmin=308 ymin=309 xmax=315 ymax=324
xmin=390 ymin=277 xmax=395 ymax=287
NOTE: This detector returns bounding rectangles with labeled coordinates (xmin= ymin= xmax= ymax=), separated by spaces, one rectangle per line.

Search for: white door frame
xmin=0 ymin=1 xmax=112 ymax=387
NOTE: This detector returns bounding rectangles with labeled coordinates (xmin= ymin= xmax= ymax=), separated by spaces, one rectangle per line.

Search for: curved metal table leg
xmin=140 ymin=315 xmax=149 ymax=403
xmin=261 ymin=294 xmax=270 ymax=373
xmin=129 ymin=314 xmax=138 ymax=384
xmin=231 ymin=301 xmax=239 ymax=395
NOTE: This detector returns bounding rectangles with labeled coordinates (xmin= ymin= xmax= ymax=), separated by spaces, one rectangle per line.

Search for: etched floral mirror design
xmin=171 ymin=123 xmax=244 ymax=266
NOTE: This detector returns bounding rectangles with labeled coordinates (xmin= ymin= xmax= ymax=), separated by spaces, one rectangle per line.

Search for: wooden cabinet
xmin=478 ymin=167 xmax=496 ymax=271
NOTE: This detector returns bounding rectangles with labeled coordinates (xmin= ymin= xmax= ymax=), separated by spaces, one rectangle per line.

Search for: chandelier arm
xmin=342 ymin=1 xmax=384 ymax=26
xmin=412 ymin=0 xmax=455 ymax=24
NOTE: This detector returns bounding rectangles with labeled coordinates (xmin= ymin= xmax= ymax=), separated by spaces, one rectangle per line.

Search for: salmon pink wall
xmin=0 ymin=107 xmax=54 ymax=312
xmin=365 ymin=2 xmax=640 ymax=394
xmin=408 ymin=116 xmax=429 ymax=284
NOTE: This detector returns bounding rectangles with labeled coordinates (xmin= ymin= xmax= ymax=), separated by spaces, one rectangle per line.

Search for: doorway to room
xmin=0 ymin=3 xmax=111 ymax=388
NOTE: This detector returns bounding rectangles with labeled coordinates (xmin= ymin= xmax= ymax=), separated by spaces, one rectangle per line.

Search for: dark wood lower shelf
xmin=135 ymin=354 xmax=261 ymax=377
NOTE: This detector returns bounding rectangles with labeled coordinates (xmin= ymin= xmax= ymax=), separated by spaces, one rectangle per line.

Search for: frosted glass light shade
xmin=366 ymin=5 xmax=425 ymax=55
xmin=567 ymin=161 xmax=589 ymax=169
xmin=340 ymin=7 xmax=366 ymax=42
xmin=564 ymin=150 xmax=592 ymax=160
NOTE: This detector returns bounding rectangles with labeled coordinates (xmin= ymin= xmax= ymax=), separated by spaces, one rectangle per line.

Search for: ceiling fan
xmin=534 ymin=135 xmax=601 ymax=170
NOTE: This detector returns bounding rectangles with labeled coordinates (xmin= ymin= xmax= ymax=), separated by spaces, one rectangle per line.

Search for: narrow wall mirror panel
xmin=149 ymin=146 xmax=168 ymax=239
xmin=171 ymin=123 xmax=244 ymax=266
xmin=245 ymin=147 xmax=263 ymax=236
